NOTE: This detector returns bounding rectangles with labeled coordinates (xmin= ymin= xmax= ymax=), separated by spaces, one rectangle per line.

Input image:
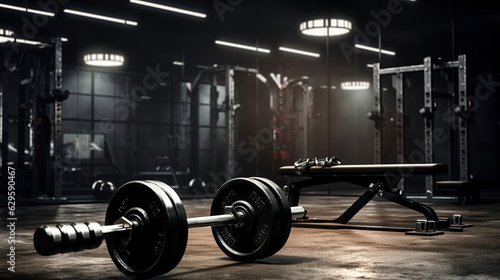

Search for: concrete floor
xmin=1 ymin=194 xmax=500 ymax=280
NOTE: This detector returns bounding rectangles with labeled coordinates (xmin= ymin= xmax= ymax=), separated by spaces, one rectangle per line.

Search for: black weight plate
xmin=251 ymin=177 xmax=292 ymax=259
xmin=211 ymin=178 xmax=281 ymax=262
xmin=145 ymin=180 xmax=188 ymax=269
xmin=105 ymin=181 xmax=188 ymax=278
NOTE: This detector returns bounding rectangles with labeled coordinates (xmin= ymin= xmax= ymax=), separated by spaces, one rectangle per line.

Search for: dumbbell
xmin=92 ymin=180 xmax=116 ymax=199
xmin=34 ymin=178 xmax=306 ymax=279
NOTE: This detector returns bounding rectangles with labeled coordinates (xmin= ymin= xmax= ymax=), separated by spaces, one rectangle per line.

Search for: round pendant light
xmin=300 ymin=19 xmax=352 ymax=37
xmin=341 ymin=81 xmax=370 ymax=90
xmin=84 ymin=53 xmax=124 ymax=67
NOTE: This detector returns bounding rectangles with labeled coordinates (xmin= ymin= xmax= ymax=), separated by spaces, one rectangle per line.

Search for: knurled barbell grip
xmin=34 ymin=217 xmax=136 ymax=256
xmin=34 ymin=222 xmax=107 ymax=256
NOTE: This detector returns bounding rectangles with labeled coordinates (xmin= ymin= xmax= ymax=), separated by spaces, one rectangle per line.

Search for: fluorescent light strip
xmin=64 ymin=9 xmax=137 ymax=26
xmin=0 ymin=35 xmax=14 ymax=43
xmin=355 ymin=44 xmax=395 ymax=56
xmin=173 ymin=61 xmax=184 ymax=66
xmin=16 ymin=38 xmax=42 ymax=45
xmin=0 ymin=36 xmax=43 ymax=45
xmin=130 ymin=0 xmax=206 ymax=18
xmin=0 ymin=33 xmax=67 ymax=45
xmin=215 ymin=40 xmax=270 ymax=54
xmin=279 ymin=46 xmax=320 ymax=58
xmin=0 ymin=3 xmax=54 ymax=16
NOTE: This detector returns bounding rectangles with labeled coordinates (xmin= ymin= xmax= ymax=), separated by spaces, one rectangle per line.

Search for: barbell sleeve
xmin=291 ymin=206 xmax=306 ymax=219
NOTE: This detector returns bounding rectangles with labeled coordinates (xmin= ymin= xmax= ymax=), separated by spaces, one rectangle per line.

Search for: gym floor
xmin=3 ymin=194 xmax=500 ymax=280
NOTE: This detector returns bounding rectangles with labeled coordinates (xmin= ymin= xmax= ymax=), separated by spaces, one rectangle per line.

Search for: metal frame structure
xmin=372 ymin=55 xmax=468 ymax=198
xmin=52 ymin=38 xmax=64 ymax=198
xmin=191 ymin=66 xmax=257 ymax=178
xmin=1 ymin=38 xmax=66 ymax=198
xmin=265 ymin=74 xmax=312 ymax=174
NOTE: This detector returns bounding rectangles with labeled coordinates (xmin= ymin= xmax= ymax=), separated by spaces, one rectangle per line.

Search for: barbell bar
xmin=34 ymin=178 xmax=306 ymax=278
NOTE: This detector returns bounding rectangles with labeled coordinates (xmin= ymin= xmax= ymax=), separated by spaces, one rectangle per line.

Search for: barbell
xmin=34 ymin=177 xmax=306 ymax=278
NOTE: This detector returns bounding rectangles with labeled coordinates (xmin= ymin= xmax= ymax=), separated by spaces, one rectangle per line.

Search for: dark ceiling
xmin=1 ymin=0 xmax=500 ymax=85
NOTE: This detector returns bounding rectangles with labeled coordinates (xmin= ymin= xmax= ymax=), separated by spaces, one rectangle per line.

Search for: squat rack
xmin=1 ymin=38 xmax=66 ymax=198
xmin=191 ymin=65 xmax=258 ymax=178
xmin=371 ymin=55 xmax=468 ymax=198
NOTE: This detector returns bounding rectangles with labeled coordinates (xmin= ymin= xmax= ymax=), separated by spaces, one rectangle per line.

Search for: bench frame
xmin=280 ymin=163 xmax=450 ymax=228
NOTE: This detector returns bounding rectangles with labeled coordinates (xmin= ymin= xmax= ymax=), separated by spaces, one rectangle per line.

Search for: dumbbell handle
xmin=34 ymin=206 xmax=306 ymax=256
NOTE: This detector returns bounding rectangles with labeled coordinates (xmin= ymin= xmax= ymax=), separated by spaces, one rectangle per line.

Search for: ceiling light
xmin=64 ymin=9 xmax=137 ymax=26
xmin=0 ymin=29 xmax=44 ymax=45
xmin=320 ymin=85 xmax=337 ymax=90
xmin=0 ymin=28 xmax=14 ymax=43
xmin=300 ymin=19 xmax=352 ymax=36
xmin=279 ymin=46 xmax=320 ymax=58
xmin=0 ymin=36 xmax=13 ymax=43
xmin=0 ymin=3 xmax=55 ymax=16
xmin=15 ymin=38 xmax=43 ymax=45
xmin=341 ymin=81 xmax=370 ymax=90
xmin=173 ymin=61 xmax=184 ymax=66
xmin=366 ymin=64 xmax=374 ymax=68
xmin=215 ymin=40 xmax=270 ymax=53
xmin=130 ymin=0 xmax=206 ymax=18
xmin=355 ymin=44 xmax=396 ymax=56
xmin=0 ymin=29 xmax=13 ymax=36
xmin=84 ymin=53 xmax=124 ymax=67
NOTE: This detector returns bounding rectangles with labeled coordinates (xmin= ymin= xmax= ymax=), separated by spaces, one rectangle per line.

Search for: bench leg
xmin=333 ymin=188 xmax=378 ymax=224
xmin=379 ymin=191 xmax=439 ymax=221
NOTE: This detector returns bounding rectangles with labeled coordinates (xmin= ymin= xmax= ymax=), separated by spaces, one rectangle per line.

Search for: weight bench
xmin=279 ymin=163 xmax=467 ymax=232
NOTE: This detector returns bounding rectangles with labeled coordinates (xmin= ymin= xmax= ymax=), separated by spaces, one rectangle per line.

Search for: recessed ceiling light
xmin=0 ymin=3 xmax=55 ymax=16
xmin=355 ymin=44 xmax=396 ymax=56
xmin=215 ymin=40 xmax=270 ymax=53
xmin=84 ymin=53 xmax=124 ymax=67
xmin=341 ymin=81 xmax=370 ymax=90
xmin=64 ymin=9 xmax=137 ymax=26
xmin=300 ymin=19 xmax=352 ymax=36
xmin=130 ymin=0 xmax=206 ymax=18
xmin=279 ymin=46 xmax=320 ymax=58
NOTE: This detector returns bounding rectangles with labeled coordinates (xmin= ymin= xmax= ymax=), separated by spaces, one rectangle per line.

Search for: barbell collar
xmin=291 ymin=206 xmax=306 ymax=219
